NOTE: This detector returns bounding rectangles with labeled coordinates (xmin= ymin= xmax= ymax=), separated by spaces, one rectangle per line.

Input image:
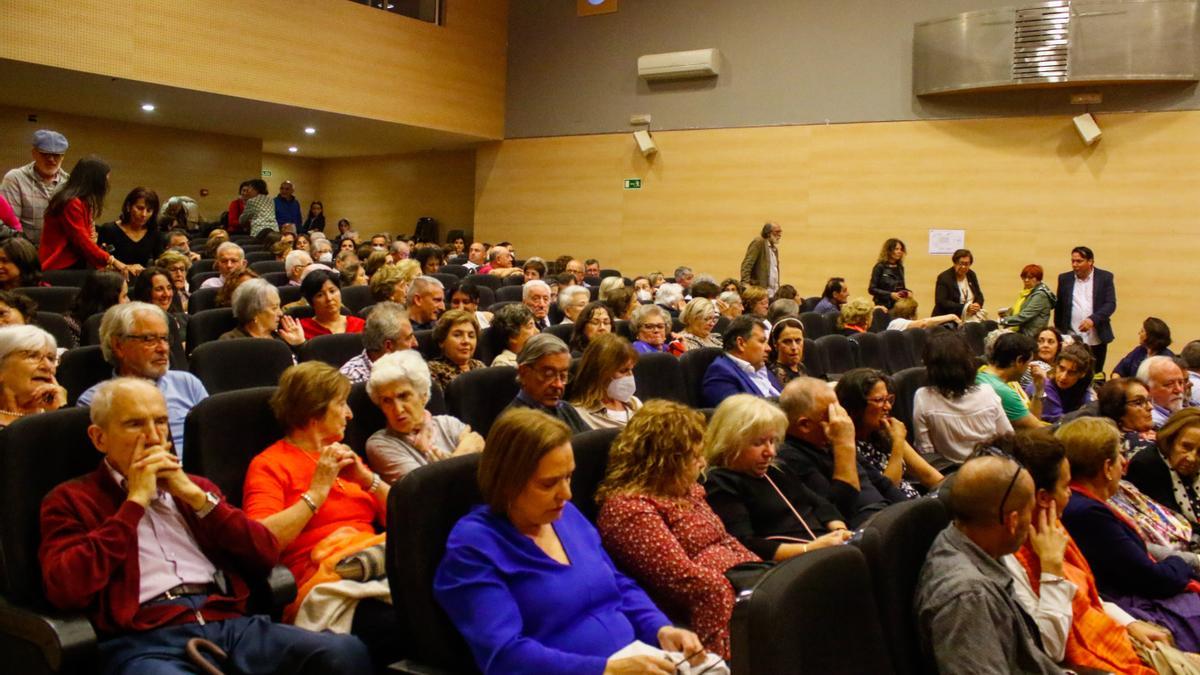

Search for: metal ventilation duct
xmin=913 ymin=0 xmax=1200 ymax=96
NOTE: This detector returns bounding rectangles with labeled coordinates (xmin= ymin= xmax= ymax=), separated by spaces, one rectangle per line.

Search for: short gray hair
xmin=363 ymin=302 xmax=411 ymax=352
xmin=232 ymin=279 xmax=279 ymax=324
xmin=284 ymin=249 xmax=312 ymax=277
xmin=630 ymin=303 xmax=667 ymax=335
xmin=215 ymin=241 xmax=244 ymax=260
xmin=487 ymin=245 xmax=508 ymax=262
xmin=516 ymin=332 xmax=569 ymax=367
xmin=99 ymin=302 xmax=166 ymax=365
xmin=0 ymin=324 xmax=56 ymax=362
xmin=598 ymin=276 xmax=625 ymax=301
xmin=88 ymin=377 xmax=161 ymax=428
xmin=557 ymin=284 xmax=588 ymax=311
xmin=1138 ymin=354 xmax=1181 ymax=385
xmin=654 ymin=283 xmax=684 ymax=307
xmin=523 ymin=279 xmax=551 ymax=302
xmin=718 ymin=290 xmax=741 ymax=307
xmin=367 ymin=350 xmax=431 ymax=405
xmin=407 ymin=275 xmax=444 ymax=304
xmin=673 ymin=266 xmax=693 ymax=281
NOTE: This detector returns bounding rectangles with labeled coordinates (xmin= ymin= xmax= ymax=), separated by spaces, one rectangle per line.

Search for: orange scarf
xmin=284 ymin=527 xmax=386 ymax=623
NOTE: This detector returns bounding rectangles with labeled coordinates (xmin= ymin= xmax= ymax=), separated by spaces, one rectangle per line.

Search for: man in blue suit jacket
xmin=1054 ymin=246 xmax=1117 ymax=372
xmin=702 ymin=315 xmax=781 ymax=408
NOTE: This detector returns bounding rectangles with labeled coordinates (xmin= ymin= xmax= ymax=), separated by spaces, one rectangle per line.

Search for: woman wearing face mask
xmin=97 ymin=187 xmax=163 ymax=270
xmin=569 ymin=333 xmax=641 ymax=429
xmin=1038 ymin=344 xmax=1096 ymax=423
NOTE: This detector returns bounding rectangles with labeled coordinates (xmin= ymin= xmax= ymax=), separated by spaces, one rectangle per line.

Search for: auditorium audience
xmin=1139 ymin=355 xmax=1190 ymax=428
xmin=914 ymin=455 xmax=1064 ymax=674
xmin=766 ymin=317 xmax=806 ymax=386
xmin=338 ymin=302 xmax=416 ymax=383
xmin=1114 ymin=317 xmax=1174 ymax=379
xmin=598 ymin=400 xmax=757 ymax=659
xmin=978 ymin=331 xmax=1046 ymax=429
xmin=837 ymin=297 xmax=874 ymax=335
xmin=886 ymin=297 xmax=961 ymax=331
xmin=778 ymin=377 xmax=909 ymax=526
xmin=365 ymin=350 xmax=483 ymax=484
xmin=0 ymin=324 xmax=66 ymax=427
xmin=568 ymin=333 xmax=642 ymax=429
xmin=200 ymin=241 xmax=247 ymax=290
xmin=812 ymin=277 xmax=848 ymax=315
xmin=0 ymin=235 xmax=42 ymax=290
xmin=868 ymin=237 xmax=907 ymax=309
xmin=220 ymin=278 xmax=306 ymax=346
xmin=434 ymin=408 xmax=704 ymax=674
xmin=78 ymin=302 xmax=208 ymax=460
xmin=1006 ymin=429 xmax=1160 ymax=674
xmin=1057 ymin=417 xmax=1200 ymax=652
xmin=835 ymin=368 xmax=943 ymax=499
xmin=489 ymin=302 xmax=536 ymax=367
xmin=243 ymin=362 xmax=400 ymax=666
xmin=1040 ymin=344 xmax=1096 ymax=423
xmin=97 ymin=187 xmax=163 ymax=269
xmin=39 ymin=156 xmax=134 ymax=275
xmin=913 ymin=331 xmax=1012 ymax=468
xmin=426 ymin=309 xmax=484 ymax=390
xmin=1127 ymin=408 xmax=1200 ymax=531
xmin=999 ymin=264 xmax=1057 ymax=336
xmin=299 ymin=268 xmax=365 ymax=339
xmin=506 ymin=333 xmax=590 ymax=433
xmin=568 ymin=301 xmax=612 ymax=355
xmin=702 ymin=315 xmax=780 ymax=407
xmin=407 ymin=275 xmax=444 ymax=331
xmin=557 ymin=284 xmax=589 ymax=324
xmin=933 ymin=248 xmax=985 ymax=320
xmin=0 ymin=290 xmax=37 ymax=327
xmin=1 ymin=129 xmax=70 ymax=245
xmin=677 ymin=297 xmax=722 ymax=351
xmin=39 ymin=377 xmax=372 ymax=674
xmin=65 ymin=270 xmax=128 ymax=344
xmin=630 ymin=303 xmax=671 ymax=354
xmin=704 ymin=393 xmax=852 ymax=560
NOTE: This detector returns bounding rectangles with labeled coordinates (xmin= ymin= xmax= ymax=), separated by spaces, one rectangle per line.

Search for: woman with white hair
xmin=630 ymin=304 xmax=671 ymax=355
xmin=366 ymin=350 xmax=484 ymax=484
xmin=678 ymin=297 xmax=722 ymax=351
xmin=654 ymin=282 xmax=686 ymax=317
xmin=220 ymin=277 xmax=306 ymax=345
xmin=0 ymin=324 xmax=66 ymax=427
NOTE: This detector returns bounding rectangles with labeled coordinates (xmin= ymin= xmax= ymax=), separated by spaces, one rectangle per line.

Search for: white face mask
xmin=607 ymin=374 xmax=637 ymax=403
xmin=636 ymin=290 xmax=652 ymax=304
xmin=317 ymin=252 xmax=333 ymax=264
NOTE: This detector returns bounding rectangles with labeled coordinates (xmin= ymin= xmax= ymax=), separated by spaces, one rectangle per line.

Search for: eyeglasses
xmin=532 ymin=367 xmax=569 ymax=382
xmin=121 ymin=334 xmax=170 ymax=346
xmin=15 ymin=349 xmax=55 ymax=363
xmin=1126 ymin=396 xmax=1152 ymax=409
xmin=866 ymin=395 xmax=896 ymax=406
xmin=641 ymin=323 xmax=667 ymax=332
xmin=998 ymin=465 xmax=1023 ymax=524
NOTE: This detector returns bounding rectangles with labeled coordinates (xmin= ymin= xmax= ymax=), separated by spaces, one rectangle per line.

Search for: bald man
xmin=914 ymin=456 xmax=1065 ymax=674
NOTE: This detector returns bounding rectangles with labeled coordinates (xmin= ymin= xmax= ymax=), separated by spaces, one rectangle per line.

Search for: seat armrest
xmin=246 ymin=564 xmax=296 ymax=619
xmin=0 ymin=597 xmax=96 ymax=673
xmin=387 ymin=659 xmax=467 ymax=675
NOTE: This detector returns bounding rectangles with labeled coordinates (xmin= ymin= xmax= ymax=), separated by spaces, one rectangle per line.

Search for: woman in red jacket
xmin=38 ymin=156 xmax=135 ymax=276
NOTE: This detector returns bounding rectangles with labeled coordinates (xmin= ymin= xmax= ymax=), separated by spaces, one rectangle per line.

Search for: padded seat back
xmin=186 ymin=308 xmax=238 ymax=352
xmin=799 ymin=297 xmax=821 ymax=313
xmin=495 ymin=285 xmax=523 ymax=303
xmin=431 ymin=273 xmax=460 ymax=293
xmin=633 ymin=351 xmax=687 ymax=404
xmin=678 ymin=347 xmax=724 ymax=408
xmin=543 ymin=322 xmax=573 ymax=342
xmin=34 ymin=311 xmax=75 ymax=350
xmin=802 ymin=337 xmax=826 ymax=379
xmin=570 ymin=428 xmax=619 ymax=523
xmin=816 ymin=334 xmax=857 ymax=379
xmin=182 ymin=387 xmax=282 ymax=507
xmin=249 ymin=260 xmax=284 ymax=275
xmin=187 ymin=258 xmax=216 ymax=278
xmin=856 ymin=497 xmax=949 ymax=675
xmin=189 ymin=271 xmax=220 ymax=290
xmin=881 ymin=330 xmax=916 ymax=373
xmin=340 ymin=285 xmax=374 ymax=313
xmin=445 ymin=366 xmax=519 ymax=436
xmin=850 ymin=332 xmax=886 ymax=371
xmin=57 ymin=345 xmax=111 ymax=405
xmin=903 ymin=328 xmax=928 ymax=366
xmin=277 ymin=285 xmax=303 ymax=306
xmin=261 ymin=271 xmax=289 ymax=286
xmin=17 ymin=286 xmax=77 ymax=314
xmin=869 ymin=307 xmax=890 ymax=333
xmin=890 ymin=366 xmax=928 ymax=442
xmin=244 ymin=251 xmax=274 ymax=264
xmin=464 ymin=274 xmax=500 ymax=290
xmin=730 ymin=545 xmax=894 ymax=675
xmin=187 ymin=287 xmax=220 ymax=314
xmin=39 ymin=269 xmax=93 ymax=287
xmin=440 ymin=264 xmax=468 ymax=278
xmin=961 ymin=322 xmax=989 ymax=357
xmin=386 ymin=454 xmax=483 ymax=673
xmin=298 ymin=332 xmax=363 ymax=368
xmin=190 ymin=338 xmax=295 ymax=394
xmin=799 ymin=312 xmax=829 ymax=340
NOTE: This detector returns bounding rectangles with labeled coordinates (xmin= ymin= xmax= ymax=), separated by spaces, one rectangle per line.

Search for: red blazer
xmin=38 ymin=463 xmax=278 ymax=637
xmin=38 ymin=198 xmax=112 ymax=271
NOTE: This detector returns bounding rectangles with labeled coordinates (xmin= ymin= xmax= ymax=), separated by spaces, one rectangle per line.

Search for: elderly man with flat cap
xmin=915 ymin=455 xmax=1065 ymax=674
xmin=1 ymin=129 xmax=70 ymax=245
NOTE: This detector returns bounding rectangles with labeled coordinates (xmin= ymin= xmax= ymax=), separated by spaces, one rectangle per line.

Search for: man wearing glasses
xmin=77 ymin=302 xmax=208 ymax=461
xmin=915 ymin=455 xmax=1065 ymax=674
xmin=0 ymin=129 xmax=70 ymax=245
xmin=507 ymin=333 xmax=590 ymax=434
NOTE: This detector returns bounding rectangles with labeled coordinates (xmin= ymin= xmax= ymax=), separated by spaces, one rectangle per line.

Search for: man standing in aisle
xmin=1054 ymin=246 xmax=1116 ymax=373
xmin=740 ymin=222 xmax=781 ymax=299
xmin=1 ymin=129 xmax=70 ymax=244
xmin=274 ymin=180 xmax=302 ymax=232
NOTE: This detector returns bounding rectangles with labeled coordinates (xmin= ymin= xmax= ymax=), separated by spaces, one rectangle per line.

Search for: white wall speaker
xmin=633 ymin=130 xmax=658 ymax=157
xmin=1073 ymin=113 xmax=1102 ymax=146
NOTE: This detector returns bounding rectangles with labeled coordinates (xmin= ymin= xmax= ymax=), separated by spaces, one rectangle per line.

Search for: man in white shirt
xmin=463 ymin=242 xmax=486 ymax=271
xmin=701 ymin=315 xmax=781 ymax=407
xmin=1054 ymin=246 xmax=1117 ymax=372
xmin=523 ymin=280 xmax=553 ymax=330
xmin=199 ymin=242 xmax=247 ymax=290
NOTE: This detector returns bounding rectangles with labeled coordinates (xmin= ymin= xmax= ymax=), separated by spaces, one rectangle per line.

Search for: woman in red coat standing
xmin=38 ymin=156 xmax=135 ymax=276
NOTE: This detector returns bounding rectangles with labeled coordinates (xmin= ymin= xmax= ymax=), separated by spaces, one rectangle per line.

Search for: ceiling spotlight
xmin=304 ymin=127 xmax=316 ymax=135
xmin=141 ymin=103 xmax=156 ymax=112
xmin=288 ymin=146 xmax=299 ymax=153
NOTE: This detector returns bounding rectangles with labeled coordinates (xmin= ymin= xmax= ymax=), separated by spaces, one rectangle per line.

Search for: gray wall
xmin=506 ymin=0 xmax=1200 ymax=138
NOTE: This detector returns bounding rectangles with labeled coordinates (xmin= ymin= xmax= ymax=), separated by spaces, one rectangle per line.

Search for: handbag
xmin=723 ymin=561 xmax=775 ymax=595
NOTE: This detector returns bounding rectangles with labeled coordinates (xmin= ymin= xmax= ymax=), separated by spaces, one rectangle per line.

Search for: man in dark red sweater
xmin=39 ymin=378 xmax=370 ymax=674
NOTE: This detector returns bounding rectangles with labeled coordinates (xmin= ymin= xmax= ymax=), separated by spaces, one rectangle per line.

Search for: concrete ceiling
xmin=0 ymin=59 xmax=489 ymax=158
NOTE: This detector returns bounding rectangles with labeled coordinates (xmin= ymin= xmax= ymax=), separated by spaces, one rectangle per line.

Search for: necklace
xmin=0 ymin=408 xmax=30 ymax=417
xmin=292 ymin=440 xmax=343 ymax=490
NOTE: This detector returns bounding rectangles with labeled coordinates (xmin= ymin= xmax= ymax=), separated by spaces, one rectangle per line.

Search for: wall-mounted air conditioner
xmin=637 ymin=48 xmax=722 ymax=81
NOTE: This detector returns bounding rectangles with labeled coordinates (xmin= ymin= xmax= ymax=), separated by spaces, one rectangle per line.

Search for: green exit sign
xmin=261 ymin=170 xmax=273 ymax=177
xmin=624 ymin=178 xmax=642 ymax=190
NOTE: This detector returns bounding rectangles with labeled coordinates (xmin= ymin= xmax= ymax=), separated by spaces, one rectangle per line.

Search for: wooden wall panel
xmin=0 ymin=0 xmax=507 ymax=139
xmin=320 ymin=150 xmax=475 ymax=241
xmin=0 ymin=105 xmax=260 ymax=225
xmin=474 ymin=111 xmax=1200 ymax=358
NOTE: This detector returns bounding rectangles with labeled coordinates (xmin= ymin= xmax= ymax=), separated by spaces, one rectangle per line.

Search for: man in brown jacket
xmin=740 ymin=221 xmax=782 ymax=296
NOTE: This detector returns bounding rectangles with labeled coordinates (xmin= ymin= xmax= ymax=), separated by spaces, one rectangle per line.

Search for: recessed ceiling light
xmin=141 ymin=103 xmax=156 ymax=112
xmin=304 ymin=127 xmax=316 ymax=135
xmin=288 ymin=146 xmax=298 ymax=153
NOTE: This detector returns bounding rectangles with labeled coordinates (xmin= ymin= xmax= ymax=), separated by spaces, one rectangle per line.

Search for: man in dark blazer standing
xmin=740 ymin=221 xmax=782 ymax=297
xmin=1055 ymin=246 xmax=1117 ymax=372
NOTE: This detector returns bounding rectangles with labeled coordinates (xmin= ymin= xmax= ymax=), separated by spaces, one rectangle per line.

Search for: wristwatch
xmin=195 ymin=491 xmax=220 ymax=519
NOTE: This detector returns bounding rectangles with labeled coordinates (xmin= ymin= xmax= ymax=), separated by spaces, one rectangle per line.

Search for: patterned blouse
xmin=427 ymin=356 xmax=486 ymax=391
xmin=596 ymin=483 xmax=759 ymax=659
xmin=855 ymin=437 xmax=920 ymax=499
xmin=769 ymin=361 xmax=807 ymax=387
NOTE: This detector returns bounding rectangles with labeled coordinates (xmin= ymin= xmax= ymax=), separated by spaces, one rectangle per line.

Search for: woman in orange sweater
xmin=243 ymin=361 xmax=401 ymax=668
xmin=38 ymin=156 xmax=136 ymax=275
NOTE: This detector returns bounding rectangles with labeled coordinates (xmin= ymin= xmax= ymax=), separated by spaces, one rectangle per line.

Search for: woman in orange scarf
xmin=1006 ymin=429 xmax=1164 ymax=674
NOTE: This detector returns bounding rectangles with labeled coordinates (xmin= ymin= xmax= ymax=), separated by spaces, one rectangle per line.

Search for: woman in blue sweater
xmin=434 ymin=408 xmax=704 ymax=674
